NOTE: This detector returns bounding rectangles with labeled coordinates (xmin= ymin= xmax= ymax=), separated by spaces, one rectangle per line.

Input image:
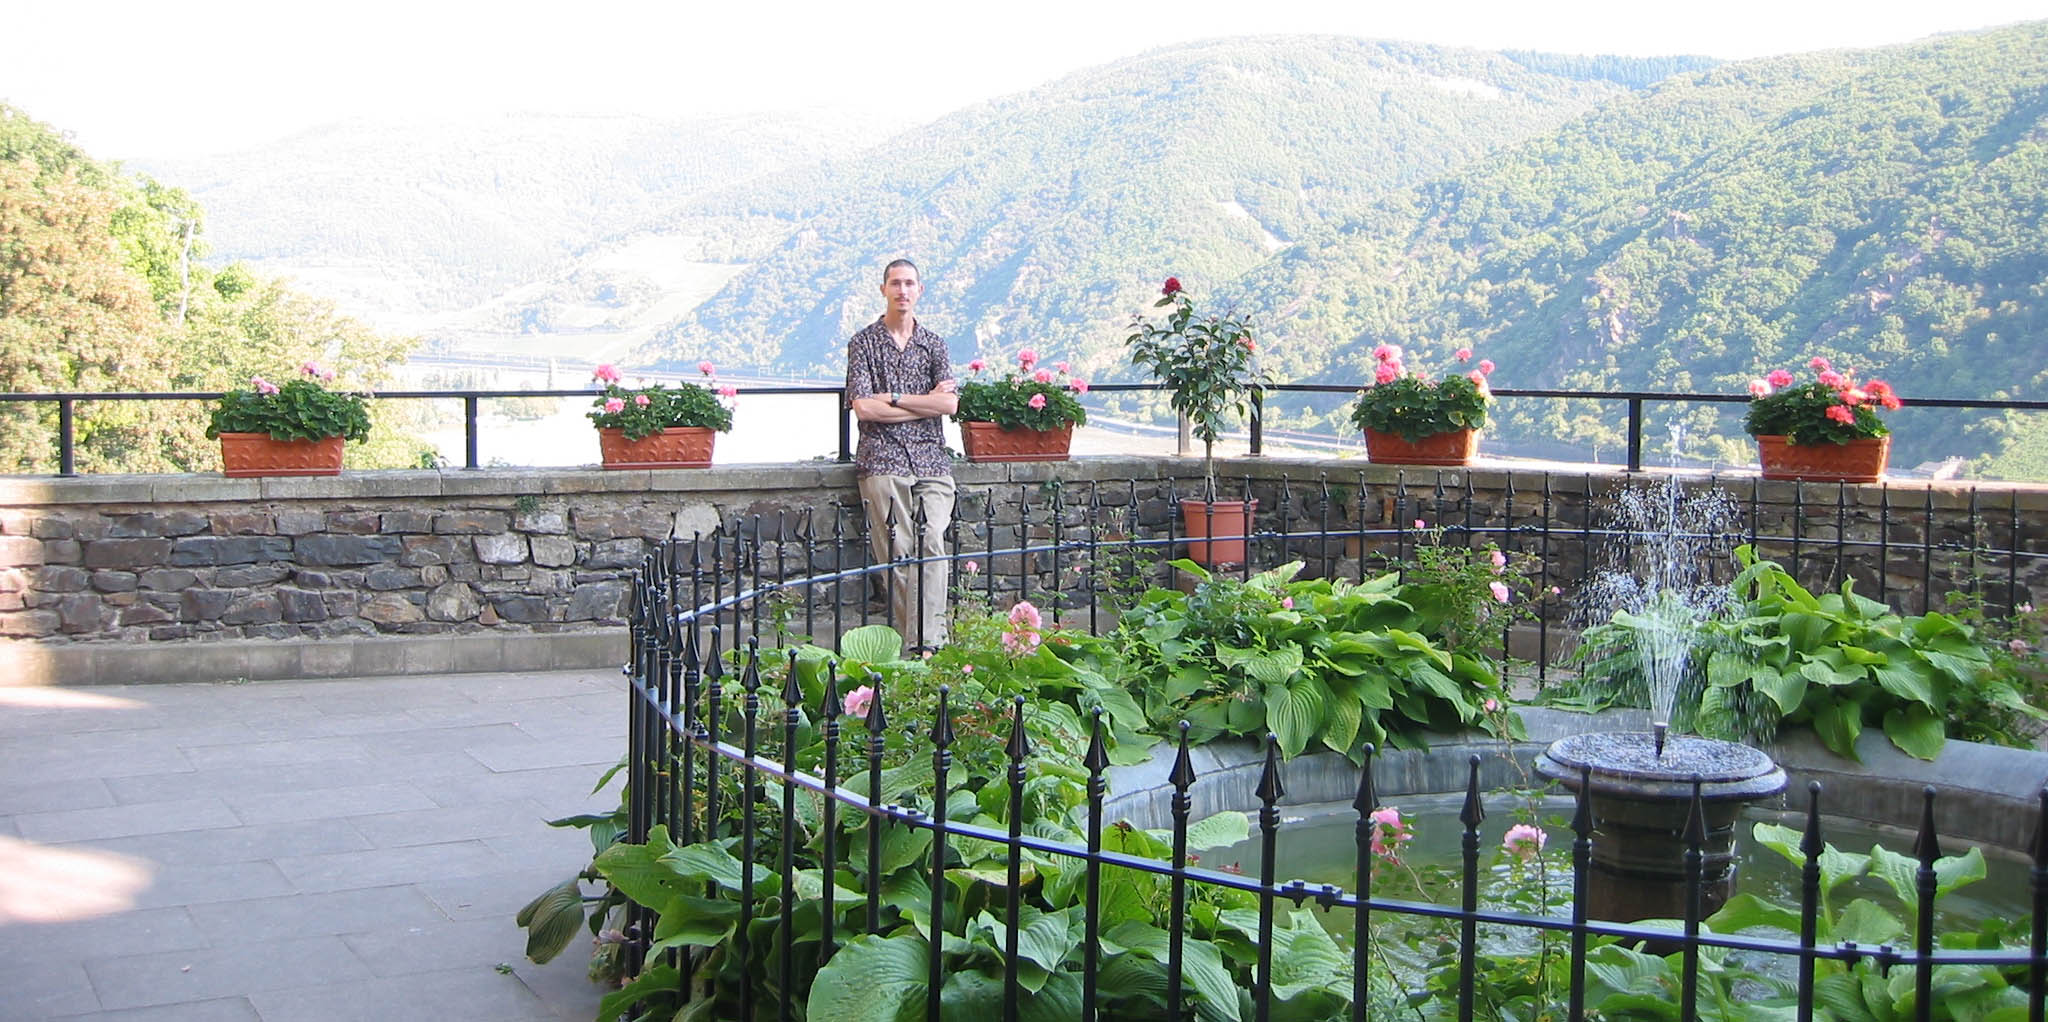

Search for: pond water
xmin=1206 ymin=792 xmax=2033 ymax=931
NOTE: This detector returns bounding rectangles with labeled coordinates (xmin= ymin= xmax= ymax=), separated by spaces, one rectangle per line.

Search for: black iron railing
xmin=604 ymin=500 xmax=2048 ymax=1020
xmin=6 ymin=384 xmax=2045 ymax=475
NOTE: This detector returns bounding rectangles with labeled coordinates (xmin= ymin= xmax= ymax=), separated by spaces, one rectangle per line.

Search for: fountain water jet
xmin=1539 ymin=463 xmax=1785 ymax=922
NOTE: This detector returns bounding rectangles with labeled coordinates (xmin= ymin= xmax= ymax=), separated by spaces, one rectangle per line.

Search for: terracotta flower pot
xmin=959 ymin=421 xmax=1074 ymax=463
xmin=597 ymin=426 xmax=716 ymax=469
xmin=1754 ymin=434 xmax=1889 ymax=483
xmin=217 ymin=433 xmax=345 ymax=477
xmin=1179 ymin=498 xmax=1257 ymax=567
xmin=1364 ymin=427 xmax=1478 ymax=466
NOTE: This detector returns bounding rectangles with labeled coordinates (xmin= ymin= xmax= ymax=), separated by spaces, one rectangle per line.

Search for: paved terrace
xmin=0 ymin=669 xmax=622 ymax=1021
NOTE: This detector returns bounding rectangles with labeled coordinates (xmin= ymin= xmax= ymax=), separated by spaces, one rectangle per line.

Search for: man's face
xmin=882 ymin=266 xmax=922 ymax=314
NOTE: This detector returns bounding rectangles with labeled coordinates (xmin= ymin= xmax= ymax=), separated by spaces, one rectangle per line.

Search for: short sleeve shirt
xmin=844 ymin=319 xmax=955 ymax=478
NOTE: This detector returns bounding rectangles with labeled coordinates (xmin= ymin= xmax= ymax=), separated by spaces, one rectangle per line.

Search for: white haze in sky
xmin=5 ymin=0 xmax=2044 ymax=159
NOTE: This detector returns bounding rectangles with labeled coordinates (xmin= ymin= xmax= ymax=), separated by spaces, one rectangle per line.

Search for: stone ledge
xmin=3 ymin=629 xmax=624 ymax=686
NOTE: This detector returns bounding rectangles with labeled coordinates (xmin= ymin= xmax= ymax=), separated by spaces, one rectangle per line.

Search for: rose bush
xmin=586 ymin=361 xmax=735 ymax=439
xmin=1125 ymin=277 xmax=1268 ymax=484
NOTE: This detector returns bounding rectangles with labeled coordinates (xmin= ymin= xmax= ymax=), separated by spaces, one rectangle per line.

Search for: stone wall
xmin=3 ymin=457 xmax=2044 ymax=685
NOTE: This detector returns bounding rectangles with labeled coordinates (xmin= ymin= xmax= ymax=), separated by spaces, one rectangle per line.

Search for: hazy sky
xmin=7 ymin=0 xmax=2043 ymax=159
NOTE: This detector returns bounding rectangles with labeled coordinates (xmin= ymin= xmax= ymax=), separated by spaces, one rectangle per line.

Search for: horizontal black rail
xmin=7 ymin=384 xmax=2047 ymax=475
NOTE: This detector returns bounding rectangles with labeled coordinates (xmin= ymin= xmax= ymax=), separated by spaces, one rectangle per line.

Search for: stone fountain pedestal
xmin=1536 ymin=731 xmax=1787 ymax=923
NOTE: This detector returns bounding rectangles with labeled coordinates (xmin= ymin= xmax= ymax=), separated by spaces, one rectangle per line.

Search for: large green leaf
xmin=592 ymin=824 xmax=693 ymax=909
xmin=1781 ymin=611 xmax=1841 ymax=652
xmin=1706 ymin=891 xmax=1803 ymax=935
xmin=1218 ymin=643 xmax=1302 ymax=685
xmin=1185 ymin=811 xmax=1251 ymax=851
xmin=646 ymin=894 xmax=742 ymax=955
xmin=1870 ymin=661 xmax=1938 ymax=708
xmin=1881 ymin=703 xmax=1945 ymax=760
xmin=514 ymin=877 xmax=585 ymax=964
xmin=1265 ymin=677 xmax=1327 ymax=757
xmin=806 ymin=933 xmax=928 ymax=1022
xmin=1835 ymin=898 xmax=1906 ymax=945
xmin=1180 ymin=936 xmax=1244 ymax=1022
xmin=1020 ymin=972 xmax=1086 ymax=1022
xmin=597 ymin=964 xmax=680 ymax=1022
xmin=1810 ymin=697 xmax=1864 ymax=760
xmin=661 ymin=841 xmax=747 ymax=890
xmin=1321 ymin=691 xmax=1362 ymax=754
xmin=840 ymin=624 xmax=906 ymax=664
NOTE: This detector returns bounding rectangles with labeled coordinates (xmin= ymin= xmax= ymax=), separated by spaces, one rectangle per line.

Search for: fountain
xmin=1535 ymin=467 xmax=1786 ymax=922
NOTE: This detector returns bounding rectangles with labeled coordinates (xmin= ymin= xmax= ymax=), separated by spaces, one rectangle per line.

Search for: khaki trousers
xmin=857 ymin=473 xmax=955 ymax=650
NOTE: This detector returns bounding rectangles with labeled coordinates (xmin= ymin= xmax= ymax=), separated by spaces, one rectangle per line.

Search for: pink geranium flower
xmin=1767 ymin=369 xmax=1794 ymax=388
xmin=593 ymin=364 xmax=621 ymax=383
xmin=1070 ymin=379 xmax=1089 ymax=394
xmin=697 ymin=361 xmax=715 ymax=375
xmin=1809 ymin=356 xmax=1832 ymax=371
xmin=1477 ymin=359 xmax=1496 ymax=376
xmin=1054 ymin=361 xmax=1069 ymax=374
xmin=1825 ymin=404 xmax=1856 ymax=425
xmin=1817 ymin=370 xmax=1845 ymax=388
xmin=1027 ymin=393 xmax=1047 ymax=409
xmin=718 ymin=386 xmax=738 ymax=398
xmin=843 ymin=685 xmax=874 ymax=718
xmin=1033 ymin=368 xmax=1054 ymax=384
xmin=251 ymin=375 xmax=279 ymax=395
xmin=1375 ymin=363 xmax=1400 ymax=385
xmin=1455 ymin=347 xmax=1473 ymax=362
xmin=634 ymin=394 xmax=650 ymax=406
xmin=604 ymin=398 xmax=625 ymax=413
xmin=1017 ymin=348 xmax=1038 ymax=367
xmin=1748 ymin=379 xmax=1771 ymax=397
xmin=969 ymin=358 xmax=986 ymax=372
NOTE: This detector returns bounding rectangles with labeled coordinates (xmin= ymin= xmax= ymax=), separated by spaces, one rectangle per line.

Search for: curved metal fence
xmin=605 ymin=504 xmax=2048 ymax=1021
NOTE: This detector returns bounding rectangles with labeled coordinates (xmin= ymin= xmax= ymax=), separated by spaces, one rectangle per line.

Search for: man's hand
xmin=931 ymin=380 xmax=957 ymax=395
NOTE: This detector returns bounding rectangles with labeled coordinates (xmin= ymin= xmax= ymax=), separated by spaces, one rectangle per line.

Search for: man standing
xmin=845 ymin=258 xmax=956 ymax=652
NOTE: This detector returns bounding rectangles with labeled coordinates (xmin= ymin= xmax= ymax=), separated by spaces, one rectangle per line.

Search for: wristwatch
xmin=889 ymin=393 xmax=901 ymax=406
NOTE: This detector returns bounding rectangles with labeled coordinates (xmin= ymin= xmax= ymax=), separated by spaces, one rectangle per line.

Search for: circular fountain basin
xmin=1535 ymin=731 xmax=1787 ymax=801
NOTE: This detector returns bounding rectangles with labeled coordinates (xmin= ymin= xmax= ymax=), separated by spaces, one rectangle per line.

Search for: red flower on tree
xmin=1161 ymin=277 xmax=1182 ymax=296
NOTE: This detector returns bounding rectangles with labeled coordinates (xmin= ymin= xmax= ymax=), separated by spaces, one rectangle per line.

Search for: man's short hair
xmin=881 ymin=258 xmax=919 ymax=286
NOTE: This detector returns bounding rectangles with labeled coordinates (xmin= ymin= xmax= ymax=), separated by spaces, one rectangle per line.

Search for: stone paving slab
xmin=0 ymin=669 xmax=623 ymax=1021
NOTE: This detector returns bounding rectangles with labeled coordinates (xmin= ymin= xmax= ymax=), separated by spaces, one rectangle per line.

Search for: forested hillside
xmin=139 ymin=111 xmax=898 ymax=327
xmin=0 ymin=106 xmax=424 ymax=473
xmin=644 ymin=36 xmax=1678 ymax=380
xmin=1242 ymin=22 xmax=2048 ymax=469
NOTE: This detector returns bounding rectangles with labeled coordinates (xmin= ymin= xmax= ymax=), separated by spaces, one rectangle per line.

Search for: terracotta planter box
xmin=597 ymin=426 xmax=716 ymax=469
xmin=218 ymin=433 xmax=345 ymax=477
xmin=959 ymin=421 xmax=1073 ymax=463
xmin=1364 ymin=427 xmax=1478 ymax=466
xmin=1754 ymin=434 xmax=1889 ymax=483
xmin=1179 ymin=498 xmax=1257 ymax=567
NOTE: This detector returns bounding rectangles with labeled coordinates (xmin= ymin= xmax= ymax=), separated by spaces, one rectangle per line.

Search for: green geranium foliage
xmin=206 ymin=375 xmax=371 ymax=443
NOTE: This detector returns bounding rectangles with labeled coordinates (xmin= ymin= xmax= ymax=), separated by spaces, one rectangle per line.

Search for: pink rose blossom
xmin=593 ymin=364 xmax=621 ymax=383
xmin=251 ymin=376 xmax=279 ymax=395
xmin=2011 ymin=639 xmax=2030 ymax=654
xmin=1414 ymin=519 xmax=1427 ymax=529
xmin=963 ymin=560 xmax=979 ymax=574
xmin=2019 ymin=603 xmax=2033 ymax=614
xmin=1368 ymin=806 xmax=1412 ymax=858
xmin=1490 ymin=550 xmax=1507 ymax=571
xmin=697 ymin=361 xmax=715 ymax=375
xmin=718 ymin=386 xmax=738 ymax=398
xmin=968 ymin=358 xmax=986 ymax=372
xmin=1503 ymin=823 xmax=1546 ymax=860
xmin=604 ymin=398 xmax=625 ymax=413
xmin=1455 ymin=347 xmax=1473 ymax=362
xmin=843 ymin=685 xmax=874 ymax=718
xmin=1070 ymin=379 xmax=1089 ymax=394
xmin=1809 ymin=356 xmax=1832 ymax=371
xmin=1767 ymin=369 xmax=1795 ymax=388
xmin=1017 ymin=348 xmax=1038 ymax=367
xmin=1033 ymin=368 xmax=1054 ymax=384
xmin=1748 ymin=379 xmax=1771 ymax=397
xmin=634 ymin=394 xmax=650 ymax=407
xmin=1483 ymin=698 xmax=1500 ymax=713
xmin=1027 ymin=393 xmax=1047 ymax=409
xmin=1489 ymin=581 xmax=1510 ymax=603
xmin=1008 ymin=601 xmax=1042 ymax=630
xmin=1281 ymin=596 xmax=1294 ymax=609
xmin=1550 ymin=586 xmax=1562 ymax=596
xmin=1825 ymin=404 xmax=1856 ymax=425
xmin=962 ymin=664 xmax=975 ymax=675
xmin=1477 ymin=359 xmax=1496 ymax=376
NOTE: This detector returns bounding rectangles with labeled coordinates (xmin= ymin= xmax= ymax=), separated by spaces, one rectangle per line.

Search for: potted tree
xmin=589 ymin=361 xmax=736 ymax=469
xmin=1349 ymin=344 xmax=1493 ymax=465
xmin=1126 ymin=276 xmax=1269 ymax=564
xmin=1744 ymin=357 xmax=1901 ymax=482
xmin=952 ymin=349 xmax=1089 ymax=462
xmin=206 ymin=362 xmax=372 ymax=477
